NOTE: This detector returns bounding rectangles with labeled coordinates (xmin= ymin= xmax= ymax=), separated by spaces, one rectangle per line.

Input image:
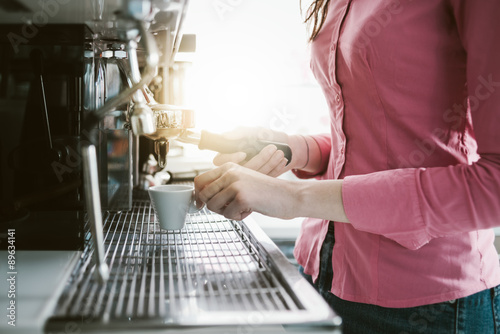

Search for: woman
xmin=194 ymin=0 xmax=500 ymax=332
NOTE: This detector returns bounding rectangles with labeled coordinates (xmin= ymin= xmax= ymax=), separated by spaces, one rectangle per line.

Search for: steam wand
xmin=82 ymin=145 xmax=109 ymax=284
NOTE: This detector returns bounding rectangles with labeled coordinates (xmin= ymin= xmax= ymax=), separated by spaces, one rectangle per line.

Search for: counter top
xmin=250 ymin=213 xmax=303 ymax=240
xmin=0 ymin=250 xmax=80 ymax=334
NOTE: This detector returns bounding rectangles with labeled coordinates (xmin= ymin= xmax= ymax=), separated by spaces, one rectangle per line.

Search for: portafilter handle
xmin=178 ymin=130 xmax=293 ymax=165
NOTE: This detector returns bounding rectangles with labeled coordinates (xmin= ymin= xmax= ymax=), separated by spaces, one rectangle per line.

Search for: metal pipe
xmin=127 ymin=40 xmax=156 ymax=135
xmin=31 ymin=49 xmax=53 ymax=150
xmin=171 ymin=0 xmax=190 ymax=65
xmin=127 ymin=40 xmax=147 ymax=104
xmin=82 ymin=144 xmax=109 ymax=284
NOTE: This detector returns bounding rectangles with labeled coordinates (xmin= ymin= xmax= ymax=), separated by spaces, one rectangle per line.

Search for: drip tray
xmin=45 ymin=194 xmax=340 ymax=332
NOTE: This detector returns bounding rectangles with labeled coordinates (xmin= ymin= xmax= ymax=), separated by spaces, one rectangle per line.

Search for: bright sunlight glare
xmin=179 ymin=0 xmax=329 ymax=136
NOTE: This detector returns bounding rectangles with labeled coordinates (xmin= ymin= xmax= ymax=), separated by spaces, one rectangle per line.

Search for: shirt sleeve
xmin=341 ymin=0 xmax=500 ymax=250
xmin=292 ymin=134 xmax=332 ymax=179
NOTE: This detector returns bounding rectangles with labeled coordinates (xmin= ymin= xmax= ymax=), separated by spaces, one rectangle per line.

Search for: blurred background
xmin=176 ymin=0 xmax=330 ymax=140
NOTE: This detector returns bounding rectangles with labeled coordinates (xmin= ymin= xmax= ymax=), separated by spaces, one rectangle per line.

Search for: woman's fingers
xmin=243 ymin=144 xmax=280 ymax=171
xmin=209 ymin=126 xmax=291 ymax=178
xmin=244 ymin=144 xmax=289 ymax=176
xmin=206 ymin=184 xmax=254 ymax=221
xmin=194 ymin=162 xmax=293 ymax=220
xmin=195 ymin=163 xmax=239 ymax=204
xmin=203 ymin=179 xmax=254 ymax=220
xmin=194 ymin=164 xmax=224 ymax=191
xmin=223 ymin=198 xmax=253 ymax=220
xmin=212 ymin=145 xmax=289 ymax=178
xmin=268 ymin=157 xmax=289 ymax=177
xmin=194 ymin=163 xmax=256 ymax=219
xmin=194 ymin=163 xmax=228 ymax=205
xmin=213 ymin=151 xmax=247 ymax=166
xmin=256 ymin=148 xmax=285 ymax=175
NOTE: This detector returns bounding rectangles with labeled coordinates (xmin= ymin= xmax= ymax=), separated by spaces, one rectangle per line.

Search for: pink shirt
xmin=293 ymin=0 xmax=500 ymax=308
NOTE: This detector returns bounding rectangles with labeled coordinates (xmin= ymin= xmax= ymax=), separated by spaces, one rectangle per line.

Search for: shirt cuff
xmin=342 ymin=168 xmax=431 ymax=250
xmin=292 ymin=134 xmax=331 ymax=179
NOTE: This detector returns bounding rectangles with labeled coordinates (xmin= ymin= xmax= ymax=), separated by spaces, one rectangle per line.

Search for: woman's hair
xmin=302 ymin=0 xmax=331 ymax=41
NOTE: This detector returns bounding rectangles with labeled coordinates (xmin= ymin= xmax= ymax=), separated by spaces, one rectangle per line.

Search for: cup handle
xmin=188 ymin=190 xmax=205 ymax=214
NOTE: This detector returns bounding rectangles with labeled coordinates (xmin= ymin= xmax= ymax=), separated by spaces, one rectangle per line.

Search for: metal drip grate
xmin=45 ymin=191 xmax=338 ymax=332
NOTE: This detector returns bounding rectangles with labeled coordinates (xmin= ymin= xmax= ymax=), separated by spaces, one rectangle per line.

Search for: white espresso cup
xmin=148 ymin=184 xmax=201 ymax=230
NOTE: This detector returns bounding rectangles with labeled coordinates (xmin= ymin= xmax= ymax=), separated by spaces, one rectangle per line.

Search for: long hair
xmin=302 ymin=0 xmax=331 ymax=42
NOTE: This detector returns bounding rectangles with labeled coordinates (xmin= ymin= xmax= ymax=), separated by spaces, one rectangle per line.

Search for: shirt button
xmin=331 ymin=43 xmax=336 ymax=51
xmin=335 ymin=94 xmax=341 ymax=104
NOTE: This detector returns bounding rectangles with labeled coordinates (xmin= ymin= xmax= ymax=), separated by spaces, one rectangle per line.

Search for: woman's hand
xmin=195 ymin=162 xmax=349 ymax=223
xmin=194 ymin=162 xmax=297 ymax=220
xmin=211 ymin=127 xmax=307 ymax=177
xmin=214 ymin=144 xmax=289 ymax=177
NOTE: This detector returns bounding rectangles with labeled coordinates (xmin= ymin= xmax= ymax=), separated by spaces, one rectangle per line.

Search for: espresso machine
xmin=0 ymin=0 xmax=193 ymax=252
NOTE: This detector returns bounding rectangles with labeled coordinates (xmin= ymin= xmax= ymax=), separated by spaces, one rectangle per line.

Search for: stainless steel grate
xmin=45 ymin=191 xmax=338 ymax=332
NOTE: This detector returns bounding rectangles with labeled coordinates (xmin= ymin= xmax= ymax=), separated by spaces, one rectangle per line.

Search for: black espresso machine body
xmin=0 ymin=24 xmax=134 ymax=250
xmin=0 ymin=0 xmax=190 ymax=251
